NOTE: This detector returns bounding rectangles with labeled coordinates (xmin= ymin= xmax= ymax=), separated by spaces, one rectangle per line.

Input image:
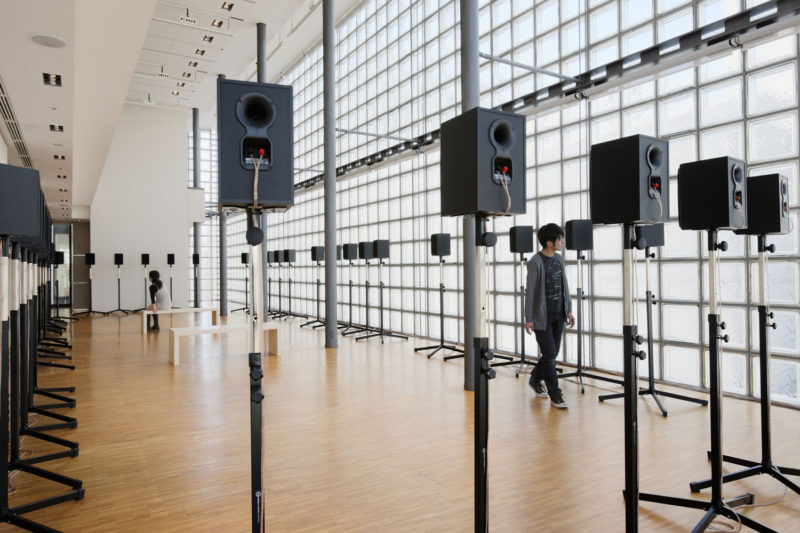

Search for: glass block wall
xmin=194 ymin=0 xmax=800 ymax=405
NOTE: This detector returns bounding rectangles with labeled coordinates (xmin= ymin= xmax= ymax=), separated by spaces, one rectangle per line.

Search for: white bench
xmin=142 ymin=307 xmax=219 ymax=334
xmin=169 ymin=323 xmax=279 ymax=365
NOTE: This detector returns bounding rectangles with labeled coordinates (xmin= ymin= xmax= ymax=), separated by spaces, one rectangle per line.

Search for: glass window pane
xmin=663 ymin=345 xmax=700 ymax=386
xmin=748 ymin=112 xmax=799 ymax=163
xmin=663 ymin=304 xmax=700 ymax=343
xmin=699 ymin=78 xmax=743 ymax=127
xmin=659 ymin=92 xmax=696 ymax=135
xmin=748 ymin=63 xmax=798 ymax=116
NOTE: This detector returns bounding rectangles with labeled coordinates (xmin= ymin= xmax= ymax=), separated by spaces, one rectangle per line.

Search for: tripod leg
xmin=650 ymin=390 xmax=668 ymax=417
xmin=691 ymin=507 xmax=718 ymax=533
xmin=772 ymin=470 xmax=800 ymax=495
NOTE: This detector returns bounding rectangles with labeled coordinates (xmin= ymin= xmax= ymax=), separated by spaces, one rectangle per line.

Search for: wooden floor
xmin=5 ymin=312 xmax=800 ymax=532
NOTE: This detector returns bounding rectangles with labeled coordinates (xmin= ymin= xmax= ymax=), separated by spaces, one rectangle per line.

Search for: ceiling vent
xmin=0 ymin=76 xmax=34 ymax=168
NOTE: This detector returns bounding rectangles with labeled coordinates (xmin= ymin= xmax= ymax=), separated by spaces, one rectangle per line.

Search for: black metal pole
xmin=473 ymin=337 xmax=494 ymax=533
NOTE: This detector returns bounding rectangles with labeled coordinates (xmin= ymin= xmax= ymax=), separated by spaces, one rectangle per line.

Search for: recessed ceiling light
xmin=172 ymin=90 xmax=180 ymax=95
xmin=58 ymin=188 xmax=67 ymax=192
xmin=182 ymin=72 xmax=192 ymax=78
xmin=57 ymin=175 xmax=67 ymax=179
xmin=203 ymin=35 xmax=214 ymax=43
xmin=195 ymin=49 xmax=205 ymax=56
xmin=30 ymin=34 xmax=68 ymax=48
xmin=211 ymin=19 xmax=224 ymax=28
xmin=177 ymin=82 xmax=185 ymax=87
xmin=221 ymin=2 xmax=234 ymax=11
xmin=188 ymin=60 xmax=198 ymax=67
xmin=49 ymin=124 xmax=64 ymax=132
xmin=42 ymin=73 xmax=62 ymax=87
xmin=53 ymin=154 xmax=65 ymax=160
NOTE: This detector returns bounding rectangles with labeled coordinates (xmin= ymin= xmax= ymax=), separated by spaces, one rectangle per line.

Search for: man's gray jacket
xmin=525 ymin=252 xmax=572 ymax=330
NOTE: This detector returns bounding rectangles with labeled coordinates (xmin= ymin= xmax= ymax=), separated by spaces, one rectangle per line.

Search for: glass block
xmin=622 ymin=0 xmax=653 ymax=29
xmin=538 ymin=163 xmax=562 ymax=197
xmin=593 ymin=264 xmax=623 ymax=297
xmin=622 ymin=25 xmax=654 ymax=56
xmin=537 ymin=109 xmax=561 ymax=132
xmin=592 ymin=93 xmax=621 ymax=116
xmin=748 ymin=112 xmax=799 ymax=163
xmin=658 ymin=91 xmax=696 ymax=135
xmin=749 ymin=261 xmax=799 ymax=305
xmin=536 ymin=0 xmax=560 ymax=34
xmin=658 ymin=0 xmax=692 ymax=13
xmin=662 ymin=262 xmax=700 ymax=300
xmin=536 ymin=31 xmax=560 ymax=66
xmin=697 ymin=0 xmax=740 ymax=25
xmin=745 ymin=34 xmax=796 ymax=70
xmin=720 ymin=351 xmax=747 ymax=395
xmin=563 ymin=159 xmax=587 ymax=193
xmin=699 ymin=48 xmax=742 ymax=83
xmin=700 ymin=123 xmax=744 ymax=160
xmin=561 ymin=0 xmax=586 ymax=20
xmin=562 ymin=123 xmax=588 ymax=159
xmin=590 ymin=39 xmax=619 ymax=68
xmin=622 ymin=79 xmax=656 ymax=107
xmin=590 ymin=113 xmax=621 ymax=145
xmin=562 ymin=18 xmax=586 ymax=56
xmin=701 ymin=262 xmax=746 ymax=304
xmin=747 ymin=63 xmax=797 ymax=116
xmin=590 ymin=2 xmax=618 ymax=44
xmin=668 ymin=134 xmax=697 ymax=177
xmin=657 ymin=8 xmax=694 ymax=42
xmin=638 ymin=344 xmax=660 ymax=378
xmin=593 ymin=225 xmax=623 ymax=260
xmin=699 ymin=78 xmax=743 ymax=127
xmin=594 ymin=300 xmax=623 ymax=334
xmin=537 ymin=130 xmax=562 ymax=164
xmin=595 ymin=336 xmax=624 ymax=372
xmin=663 ymin=345 xmax=701 ymax=386
xmin=662 ymin=221 xmax=698 ymax=258
xmin=538 ymin=197 xmax=562 ymax=226
xmin=752 ymin=357 xmax=799 ymax=404
xmin=622 ymin=103 xmax=656 ymax=136
xmin=658 ymin=67 xmax=695 ymax=96
xmin=663 ymin=304 xmax=700 ymax=343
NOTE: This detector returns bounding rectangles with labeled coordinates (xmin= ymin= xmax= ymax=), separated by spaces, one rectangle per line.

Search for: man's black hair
xmin=537 ymin=223 xmax=564 ymax=249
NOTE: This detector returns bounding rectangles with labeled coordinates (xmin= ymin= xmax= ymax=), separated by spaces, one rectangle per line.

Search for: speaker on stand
xmin=72 ymin=253 xmax=108 ymax=317
xmin=301 ymin=246 xmax=327 ymax=328
xmin=340 ymin=244 xmax=360 ymax=335
xmin=108 ymin=253 xmax=132 ymax=315
xmin=166 ymin=253 xmax=175 ymax=307
xmin=192 ymin=253 xmax=200 ymax=308
xmin=356 ymin=240 xmax=408 ymax=343
xmin=132 ymin=253 xmax=149 ymax=313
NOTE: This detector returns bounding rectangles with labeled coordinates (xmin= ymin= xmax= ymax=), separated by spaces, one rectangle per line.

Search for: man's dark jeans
xmin=531 ymin=319 xmax=564 ymax=399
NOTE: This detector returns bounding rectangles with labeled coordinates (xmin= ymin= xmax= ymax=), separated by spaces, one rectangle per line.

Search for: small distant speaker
xmin=565 ymin=220 xmax=594 ymax=251
xmin=54 ymin=251 xmax=64 ymax=265
xmin=85 ymin=253 xmax=95 ymax=266
xmin=273 ymin=251 xmax=282 ymax=264
xmin=678 ymin=157 xmax=747 ymax=231
xmin=114 ymin=253 xmax=123 ymax=266
xmin=373 ymin=239 xmax=390 ymax=259
xmin=267 ymin=251 xmax=275 ymax=263
xmin=735 ymin=174 xmax=789 ymax=236
xmin=282 ymin=249 xmax=296 ymax=263
xmin=343 ymin=243 xmax=358 ymax=261
xmin=311 ymin=246 xmax=325 ymax=262
xmin=440 ymin=107 xmax=526 ymax=216
xmin=636 ymin=223 xmax=665 ymax=248
xmin=167 ymin=253 xmax=175 ymax=265
xmin=431 ymin=233 xmax=451 ymax=257
xmin=0 ymin=164 xmax=40 ymax=238
xmin=509 ymin=226 xmax=534 ymax=254
xmin=241 ymin=252 xmax=249 ymax=264
xmin=192 ymin=253 xmax=200 ymax=266
xmin=358 ymin=241 xmax=374 ymax=261
xmin=590 ymin=134 xmax=669 ymax=225
xmin=217 ymin=79 xmax=294 ymax=209
xmin=141 ymin=253 xmax=150 ymax=266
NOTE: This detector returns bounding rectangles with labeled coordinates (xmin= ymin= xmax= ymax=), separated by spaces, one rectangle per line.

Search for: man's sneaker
xmin=550 ymin=392 xmax=568 ymax=409
xmin=529 ymin=380 xmax=549 ymax=398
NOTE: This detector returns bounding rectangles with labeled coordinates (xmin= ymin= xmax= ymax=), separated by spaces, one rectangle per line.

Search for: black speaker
xmin=440 ymin=107 xmax=526 ymax=216
xmin=337 ymin=244 xmax=342 ymax=261
xmin=217 ymin=79 xmax=294 ymax=209
xmin=636 ymin=223 xmax=665 ymax=248
xmin=167 ymin=253 xmax=175 ymax=265
xmin=141 ymin=253 xmax=150 ymax=266
xmin=192 ymin=253 xmax=200 ymax=266
xmin=678 ymin=157 xmax=747 ymax=231
xmin=241 ymin=252 xmax=249 ymax=264
xmin=54 ymin=251 xmax=64 ymax=265
xmin=343 ymin=243 xmax=358 ymax=261
xmin=735 ymin=174 xmax=789 ymax=236
xmin=273 ymin=251 xmax=282 ymax=264
xmin=565 ymin=219 xmax=594 ymax=251
xmin=373 ymin=239 xmax=390 ymax=259
xmin=85 ymin=253 xmax=95 ymax=266
xmin=266 ymin=251 xmax=275 ymax=263
xmin=0 ymin=163 xmax=40 ymax=238
xmin=431 ymin=233 xmax=451 ymax=257
xmin=311 ymin=246 xmax=324 ymax=262
xmin=358 ymin=241 xmax=374 ymax=261
xmin=282 ymin=249 xmax=296 ymax=263
xmin=509 ymin=226 xmax=534 ymax=254
xmin=590 ymin=134 xmax=669 ymax=225
xmin=114 ymin=253 xmax=123 ymax=266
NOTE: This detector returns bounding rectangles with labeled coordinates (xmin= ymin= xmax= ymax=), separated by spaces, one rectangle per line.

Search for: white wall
xmin=0 ymin=132 xmax=8 ymax=164
xmin=91 ymin=104 xmax=189 ymax=311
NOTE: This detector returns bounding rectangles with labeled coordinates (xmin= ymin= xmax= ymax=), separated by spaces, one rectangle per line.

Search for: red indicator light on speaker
xmin=502 ymin=166 xmax=508 ymax=173
xmin=258 ymin=148 xmax=266 ymax=156
xmin=653 ymin=182 xmax=659 ymax=189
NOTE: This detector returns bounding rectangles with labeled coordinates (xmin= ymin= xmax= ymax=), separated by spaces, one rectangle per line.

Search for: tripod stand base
xmin=0 ymin=509 xmax=64 ymax=533
xmin=300 ymin=318 xmax=325 ymax=328
xmin=598 ymin=386 xmax=708 ymax=417
xmin=72 ymin=310 xmax=111 ymax=317
xmin=355 ymin=330 xmax=409 ymax=343
xmin=690 ymin=455 xmax=800 ymax=494
xmin=635 ymin=490 xmax=777 ymax=533
xmin=414 ymin=343 xmax=463 ymax=359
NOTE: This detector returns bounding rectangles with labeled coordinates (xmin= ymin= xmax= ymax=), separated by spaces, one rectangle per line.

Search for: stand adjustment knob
xmin=483 ymin=349 xmax=494 ymax=361
xmin=650 ymin=294 xmax=656 ymax=303
xmin=769 ymin=322 xmax=777 ymax=330
xmin=648 ymin=252 xmax=656 ymax=259
xmin=251 ymin=389 xmax=264 ymax=402
xmin=484 ymin=367 xmax=496 ymax=380
xmin=250 ymin=368 xmax=263 ymax=380
xmin=634 ymin=350 xmax=646 ymax=360
xmin=766 ymin=244 xmax=776 ymax=253
xmin=719 ymin=334 xmax=729 ymax=343
xmin=719 ymin=322 xmax=726 ymax=330
xmin=717 ymin=241 xmax=728 ymax=252
xmin=768 ymin=312 xmax=774 ymax=319
xmin=633 ymin=334 xmax=644 ymax=345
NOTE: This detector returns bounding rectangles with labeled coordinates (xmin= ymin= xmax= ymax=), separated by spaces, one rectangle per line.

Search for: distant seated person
xmin=147 ymin=270 xmax=172 ymax=332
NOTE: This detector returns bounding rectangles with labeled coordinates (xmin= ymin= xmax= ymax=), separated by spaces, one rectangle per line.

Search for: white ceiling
xmin=0 ymin=0 xmax=361 ymax=223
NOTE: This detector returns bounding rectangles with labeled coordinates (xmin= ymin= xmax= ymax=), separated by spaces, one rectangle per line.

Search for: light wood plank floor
xmin=4 ymin=313 xmax=800 ymax=532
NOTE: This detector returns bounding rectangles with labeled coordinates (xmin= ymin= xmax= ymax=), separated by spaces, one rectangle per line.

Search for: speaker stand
xmin=268 ymin=265 xmax=285 ymax=319
xmin=689 ymin=235 xmax=800 ymax=496
xmin=636 ymin=230 xmax=775 ymax=533
xmin=107 ymin=265 xmax=132 ymax=315
xmin=232 ymin=273 xmax=250 ymax=314
xmin=491 ymin=253 xmax=534 ymax=372
xmin=72 ymin=267 xmax=111 ymax=317
xmin=342 ymin=260 xmax=376 ymax=336
xmin=340 ymin=262 xmax=361 ymax=334
xmin=474 ymin=337 xmax=496 ymax=532
xmin=282 ymin=261 xmax=307 ymax=320
xmin=599 ymin=247 xmax=707 ymax=413
xmin=415 ymin=257 xmax=463 ymax=358
xmin=169 ymin=265 xmax=174 ymax=308
xmin=130 ymin=265 xmax=148 ymax=313
xmin=301 ymin=262 xmax=326 ymax=328
xmin=51 ymin=266 xmax=76 ymax=322
xmin=357 ymin=260 xmax=408 ymax=343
